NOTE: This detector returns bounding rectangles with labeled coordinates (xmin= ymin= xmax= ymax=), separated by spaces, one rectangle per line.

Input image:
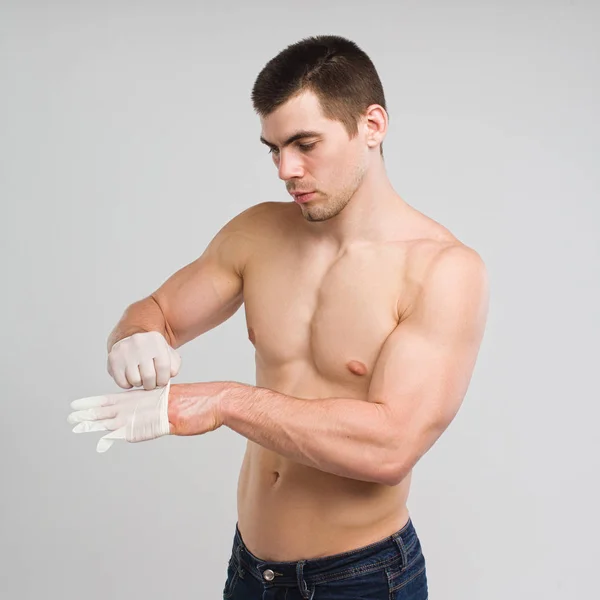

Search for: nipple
xmin=347 ymin=360 xmax=368 ymax=376
xmin=248 ymin=327 xmax=256 ymax=345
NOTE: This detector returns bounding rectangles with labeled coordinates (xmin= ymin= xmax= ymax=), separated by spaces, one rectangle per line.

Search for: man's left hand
xmin=67 ymin=381 xmax=227 ymax=453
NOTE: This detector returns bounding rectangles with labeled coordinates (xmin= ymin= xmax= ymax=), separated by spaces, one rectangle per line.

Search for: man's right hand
xmin=107 ymin=331 xmax=182 ymax=390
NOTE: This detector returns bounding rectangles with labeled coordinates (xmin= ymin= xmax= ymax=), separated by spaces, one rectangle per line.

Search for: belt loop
xmin=235 ymin=543 xmax=245 ymax=576
xmin=296 ymin=560 xmax=314 ymax=600
xmin=392 ymin=532 xmax=408 ymax=567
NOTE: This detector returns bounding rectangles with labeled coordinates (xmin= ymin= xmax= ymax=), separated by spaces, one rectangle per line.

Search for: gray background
xmin=1 ymin=1 xmax=598 ymax=598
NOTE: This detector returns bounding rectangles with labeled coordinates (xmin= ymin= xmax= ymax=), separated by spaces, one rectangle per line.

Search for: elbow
xmin=379 ymin=462 xmax=407 ymax=487
xmin=369 ymin=406 xmax=436 ymax=486
xmin=369 ymin=453 xmax=406 ymax=487
xmin=380 ymin=435 xmax=439 ymax=486
xmin=379 ymin=416 xmax=448 ymax=486
xmin=377 ymin=437 xmax=423 ymax=487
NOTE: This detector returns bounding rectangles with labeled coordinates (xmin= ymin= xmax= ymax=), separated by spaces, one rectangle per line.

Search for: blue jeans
xmin=223 ymin=517 xmax=428 ymax=599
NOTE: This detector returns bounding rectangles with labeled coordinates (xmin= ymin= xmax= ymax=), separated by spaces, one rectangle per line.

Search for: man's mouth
xmin=291 ymin=191 xmax=316 ymax=203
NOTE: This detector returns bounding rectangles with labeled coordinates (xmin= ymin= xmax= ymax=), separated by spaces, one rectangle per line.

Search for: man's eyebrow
xmin=260 ymin=130 xmax=322 ymax=148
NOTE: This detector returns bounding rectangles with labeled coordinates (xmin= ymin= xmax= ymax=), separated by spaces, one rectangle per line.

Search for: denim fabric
xmin=222 ymin=517 xmax=428 ymax=599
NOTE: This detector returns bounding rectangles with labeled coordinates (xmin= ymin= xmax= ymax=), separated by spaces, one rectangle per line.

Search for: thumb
xmin=96 ymin=427 xmax=126 ymax=453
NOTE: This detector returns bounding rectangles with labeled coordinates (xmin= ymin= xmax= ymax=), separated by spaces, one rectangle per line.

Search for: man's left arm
xmin=177 ymin=246 xmax=489 ymax=485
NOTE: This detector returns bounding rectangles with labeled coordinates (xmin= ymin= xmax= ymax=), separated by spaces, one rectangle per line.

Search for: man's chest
xmin=242 ymin=244 xmax=410 ymax=387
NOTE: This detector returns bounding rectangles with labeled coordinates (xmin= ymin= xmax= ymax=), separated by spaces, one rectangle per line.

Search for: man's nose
xmin=277 ymin=151 xmax=304 ymax=181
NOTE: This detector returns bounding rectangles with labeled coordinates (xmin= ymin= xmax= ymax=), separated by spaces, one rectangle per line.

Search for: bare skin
xmin=232 ymin=202 xmax=460 ymax=561
xmin=108 ymin=89 xmax=488 ymax=562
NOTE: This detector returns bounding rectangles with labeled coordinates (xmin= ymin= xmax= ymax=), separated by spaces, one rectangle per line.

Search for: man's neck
xmin=305 ymin=162 xmax=412 ymax=249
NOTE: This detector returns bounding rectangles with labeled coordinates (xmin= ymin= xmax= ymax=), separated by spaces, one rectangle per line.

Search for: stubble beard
xmin=300 ymin=162 xmax=367 ymax=223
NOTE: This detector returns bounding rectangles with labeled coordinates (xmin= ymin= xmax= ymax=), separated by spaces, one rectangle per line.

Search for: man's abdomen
xmin=236 ymin=440 xmax=411 ymax=562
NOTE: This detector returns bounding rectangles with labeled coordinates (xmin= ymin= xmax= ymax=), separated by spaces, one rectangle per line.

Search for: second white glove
xmin=67 ymin=381 xmax=172 ymax=453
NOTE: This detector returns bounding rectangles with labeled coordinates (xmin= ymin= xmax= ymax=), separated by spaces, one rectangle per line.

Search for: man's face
xmin=260 ymin=90 xmax=368 ymax=222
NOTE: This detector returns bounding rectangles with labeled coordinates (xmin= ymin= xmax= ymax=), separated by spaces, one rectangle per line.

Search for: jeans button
xmin=263 ymin=569 xmax=275 ymax=581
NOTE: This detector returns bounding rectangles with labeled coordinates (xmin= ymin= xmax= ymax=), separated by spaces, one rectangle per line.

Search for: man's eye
xmin=268 ymin=143 xmax=315 ymax=155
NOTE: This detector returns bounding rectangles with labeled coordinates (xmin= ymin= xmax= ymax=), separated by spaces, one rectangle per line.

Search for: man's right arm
xmin=106 ymin=204 xmax=259 ymax=388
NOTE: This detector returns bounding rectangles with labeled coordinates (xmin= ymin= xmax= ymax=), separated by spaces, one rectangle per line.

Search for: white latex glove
xmin=107 ymin=331 xmax=181 ymax=390
xmin=67 ymin=381 xmax=171 ymax=453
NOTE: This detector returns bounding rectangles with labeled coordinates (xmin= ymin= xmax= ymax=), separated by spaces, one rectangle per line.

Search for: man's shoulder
xmin=219 ymin=201 xmax=296 ymax=241
xmin=398 ymin=206 xmax=484 ymax=269
xmin=212 ymin=201 xmax=295 ymax=271
xmin=401 ymin=237 xmax=487 ymax=319
xmin=407 ymin=236 xmax=483 ymax=269
xmin=396 ymin=212 xmax=486 ymax=319
xmin=418 ymin=241 xmax=486 ymax=285
xmin=232 ymin=200 xmax=296 ymax=226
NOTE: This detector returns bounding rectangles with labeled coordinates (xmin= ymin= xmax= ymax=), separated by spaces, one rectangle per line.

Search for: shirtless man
xmin=69 ymin=35 xmax=488 ymax=599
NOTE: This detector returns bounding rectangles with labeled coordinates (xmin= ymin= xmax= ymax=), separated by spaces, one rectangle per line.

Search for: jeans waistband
xmin=231 ymin=517 xmax=417 ymax=587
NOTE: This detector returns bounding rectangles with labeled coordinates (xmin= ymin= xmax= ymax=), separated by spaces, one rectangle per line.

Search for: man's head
xmin=252 ymin=35 xmax=388 ymax=222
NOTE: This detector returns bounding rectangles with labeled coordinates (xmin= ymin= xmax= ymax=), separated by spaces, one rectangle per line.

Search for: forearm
xmin=220 ymin=383 xmax=400 ymax=486
xmin=107 ymin=296 xmax=171 ymax=352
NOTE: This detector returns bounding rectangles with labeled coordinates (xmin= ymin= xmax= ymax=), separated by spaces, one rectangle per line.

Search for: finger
xmin=139 ymin=360 xmax=157 ymax=390
xmin=107 ymin=355 xmax=133 ymax=389
xmin=169 ymin=347 xmax=182 ymax=377
xmin=67 ymin=405 xmax=117 ymax=425
xmin=112 ymin=368 xmax=133 ymax=389
xmin=125 ymin=364 xmax=143 ymax=388
xmin=72 ymin=417 xmax=118 ymax=433
xmin=70 ymin=394 xmax=115 ymax=411
xmin=97 ymin=427 xmax=126 ymax=453
xmin=154 ymin=356 xmax=171 ymax=387
xmin=97 ymin=438 xmax=114 ymax=453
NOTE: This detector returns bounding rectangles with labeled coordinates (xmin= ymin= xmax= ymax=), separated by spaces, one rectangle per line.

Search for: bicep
xmin=368 ymin=247 xmax=489 ymax=439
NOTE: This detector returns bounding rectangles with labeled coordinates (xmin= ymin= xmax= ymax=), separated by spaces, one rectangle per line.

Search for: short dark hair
xmin=251 ymin=35 xmax=387 ymax=156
